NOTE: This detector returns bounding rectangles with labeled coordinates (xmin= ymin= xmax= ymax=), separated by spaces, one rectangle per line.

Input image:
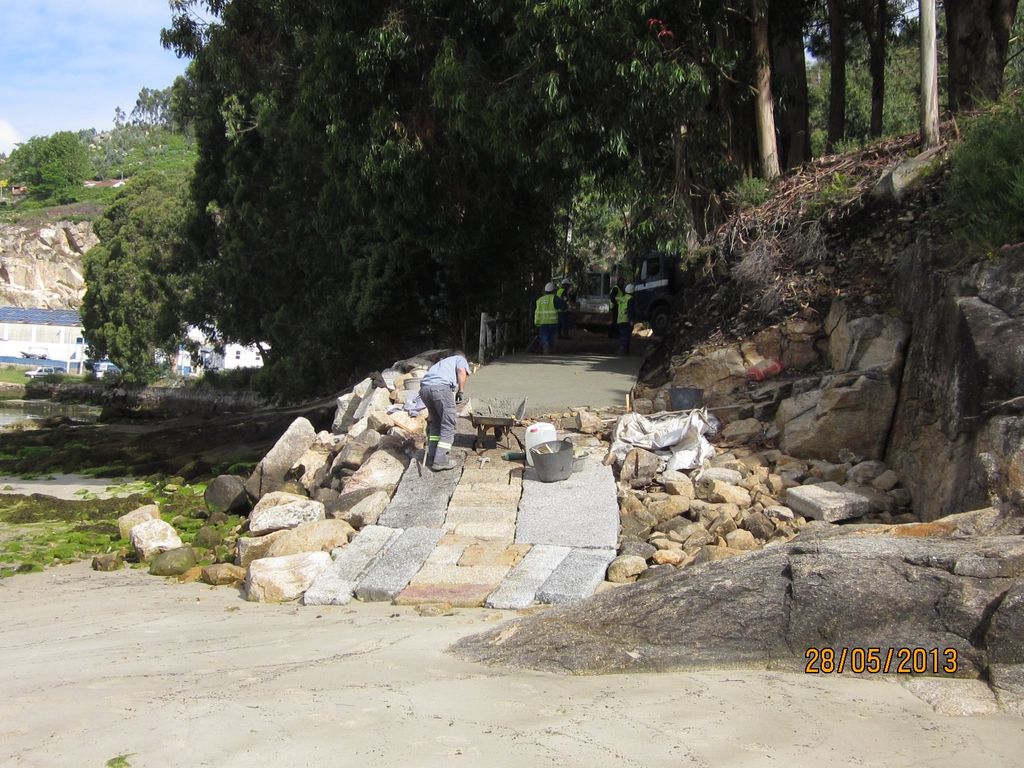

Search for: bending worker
xmin=534 ymin=281 xmax=566 ymax=355
xmin=616 ymin=283 xmax=636 ymax=355
xmin=419 ymin=351 xmax=470 ymax=471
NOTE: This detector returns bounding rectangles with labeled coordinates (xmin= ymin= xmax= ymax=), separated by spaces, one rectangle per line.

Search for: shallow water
xmin=0 ymin=400 xmax=101 ymax=428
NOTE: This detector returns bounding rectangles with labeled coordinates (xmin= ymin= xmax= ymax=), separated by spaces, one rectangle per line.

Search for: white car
xmin=24 ymin=366 xmax=58 ymax=378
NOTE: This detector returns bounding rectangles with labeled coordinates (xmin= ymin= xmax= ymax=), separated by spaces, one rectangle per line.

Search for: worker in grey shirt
xmin=419 ymin=352 xmax=470 ymax=471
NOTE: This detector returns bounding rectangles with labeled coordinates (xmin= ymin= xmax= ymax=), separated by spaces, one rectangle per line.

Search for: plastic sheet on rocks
xmin=610 ymin=409 xmax=718 ymax=472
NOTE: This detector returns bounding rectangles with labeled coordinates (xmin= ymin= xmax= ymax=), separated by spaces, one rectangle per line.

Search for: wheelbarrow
xmin=467 ymin=398 xmax=528 ymax=452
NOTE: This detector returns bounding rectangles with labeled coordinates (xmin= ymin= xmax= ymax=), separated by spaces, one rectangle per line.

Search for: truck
xmin=574 ymin=251 xmax=683 ymax=336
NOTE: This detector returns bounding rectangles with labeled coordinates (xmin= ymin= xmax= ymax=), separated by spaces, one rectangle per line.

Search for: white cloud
xmin=0 ymin=119 xmax=21 ymax=156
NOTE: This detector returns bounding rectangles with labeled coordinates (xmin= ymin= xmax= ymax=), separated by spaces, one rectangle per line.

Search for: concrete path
xmin=306 ymin=432 xmax=620 ymax=609
xmin=467 ymin=331 xmax=646 ymax=417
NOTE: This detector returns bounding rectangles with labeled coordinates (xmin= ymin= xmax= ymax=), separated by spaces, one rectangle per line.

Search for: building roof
xmin=0 ymin=307 xmax=83 ymax=326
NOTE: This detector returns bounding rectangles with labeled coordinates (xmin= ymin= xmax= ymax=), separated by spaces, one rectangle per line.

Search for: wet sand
xmin=0 ymin=561 xmax=1021 ymax=767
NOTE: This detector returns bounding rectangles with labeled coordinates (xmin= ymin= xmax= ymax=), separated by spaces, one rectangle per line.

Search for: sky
xmin=0 ymin=0 xmax=193 ymax=155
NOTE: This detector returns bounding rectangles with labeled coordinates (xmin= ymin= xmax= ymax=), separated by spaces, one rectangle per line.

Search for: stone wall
xmin=26 ymin=381 xmax=264 ymax=417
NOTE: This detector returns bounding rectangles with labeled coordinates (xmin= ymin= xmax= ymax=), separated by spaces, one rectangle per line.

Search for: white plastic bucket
xmin=524 ymin=422 xmax=557 ymax=466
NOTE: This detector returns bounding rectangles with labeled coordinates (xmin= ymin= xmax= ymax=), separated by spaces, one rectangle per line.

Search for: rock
xmin=148 ymin=547 xmax=197 ymax=576
xmin=619 ymin=509 xmax=657 ymax=540
xmin=389 ymin=411 xmax=426 ymax=436
xmin=646 ymin=496 xmax=691 ymax=524
xmin=618 ymin=539 xmax=657 ymax=560
xmin=249 ymin=493 xmax=326 ymax=535
xmin=91 ymin=552 xmax=123 ymax=571
xmin=416 ymin=602 xmax=454 ymax=617
xmin=235 ymin=529 xmax=290 ymax=568
xmin=607 ymin=555 xmax=648 ymax=583
xmin=696 ymin=479 xmax=751 ymax=508
xmin=826 ymin=302 xmax=910 ymax=374
xmin=706 ymin=513 xmax=737 ymax=538
xmin=785 ymin=482 xmax=873 ymax=523
xmin=697 ymin=467 xmax=744 ymax=486
xmin=265 ymin=519 xmax=355 ymax=558
xmin=720 ymin=418 xmax=763 ymax=444
xmin=692 ymin=544 xmax=743 ymax=565
xmin=333 ymin=430 xmax=381 ymax=472
xmin=200 ymin=563 xmax=247 ymax=586
xmin=651 ymin=549 xmax=689 ymax=566
xmin=659 ymin=470 xmax=694 ymax=498
xmin=725 ymin=529 xmax=758 ymax=551
xmin=742 ymin=511 xmax=775 ymax=541
xmin=117 ymin=504 xmax=162 ymax=540
xmin=452 ymin=532 xmax=1024 ymax=679
xmin=332 ymin=392 xmax=359 ymax=434
xmin=130 ymin=518 xmax=183 ymax=561
xmin=244 ymin=551 xmax=332 ymax=602
xmin=671 ymin=346 xmax=747 ymax=398
xmin=343 ymin=447 xmax=408 ymax=494
xmin=847 ymin=460 xmax=887 ymax=485
xmin=808 ymin=461 xmax=849 ymax=484
xmin=204 ymin=475 xmax=249 ymax=515
xmin=890 ymin=488 xmax=912 ymax=508
xmin=342 ymin=490 xmax=393 ymax=528
xmin=870 ymin=146 xmax=943 ymax=204
xmin=352 ymin=386 xmax=393 ymax=424
xmin=871 ymin=469 xmax=900 ymax=492
xmin=619 ymin=448 xmax=661 ymax=485
xmin=289 ymin=442 xmax=333 ymax=493
xmin=245 ymin=417 xmax=317 ymax=500
xmin=575 ymin=409 xmax=604 ymax=435
xmin=194 ymin=525 xmax=224 ymax=550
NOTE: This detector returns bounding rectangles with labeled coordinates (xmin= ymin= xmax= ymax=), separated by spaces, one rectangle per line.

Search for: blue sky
xmin=0 ymin=0 xmax=191 ymax=154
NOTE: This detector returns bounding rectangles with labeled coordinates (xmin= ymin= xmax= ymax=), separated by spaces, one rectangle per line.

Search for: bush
xmin=728 ymin=177 xmax=772 ymax=210
xmin=949 ymin=95 xmax=1024 ymax=252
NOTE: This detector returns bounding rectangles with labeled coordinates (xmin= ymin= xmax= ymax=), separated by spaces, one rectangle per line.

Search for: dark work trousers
xmin=420 ymin=383 xmax=458 ymax=464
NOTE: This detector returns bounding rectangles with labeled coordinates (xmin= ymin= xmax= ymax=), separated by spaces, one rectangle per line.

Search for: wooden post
xmin=478 ymin=312 xmax=488 ymax=364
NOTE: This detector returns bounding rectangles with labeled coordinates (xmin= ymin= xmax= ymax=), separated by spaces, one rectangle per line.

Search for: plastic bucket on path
xmin=524 ymin=422 xmax=557 ymax=466
xmin=529 ymin=438 xmax=575 ymax=483
xmin=669 ymin=386 xmax=704 ymax=411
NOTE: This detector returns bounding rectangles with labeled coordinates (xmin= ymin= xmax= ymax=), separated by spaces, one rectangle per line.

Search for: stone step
xmin=515 ymin=459 xmax=619 ymax=549
xmin=303 ymin=525 xmax=402 ymax=606
xmin=536 ymin=547 xmax=617 ymax=604
xmin=354 ymin=526 xmax=445 ymax=602
xmin=377 ymin=460 xmax=462 ymax=528
xmin=485 ymin=544 xmax=571 ymax=609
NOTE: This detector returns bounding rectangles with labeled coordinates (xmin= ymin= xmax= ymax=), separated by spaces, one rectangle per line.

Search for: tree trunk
xmin=771 ymin=1 xmax=810 ymax=168
xmin=827 ymin=0 xmax=846 ymax=152
xmin=946 ymin=0 xmax=1020 ymax=111
xmin=868 ymin=0 xmax=887 ymax=137
xmin=752 ymin=7 xmax=781 ymax=180
xmin=921 ymin=0 xmax=940 ymax=149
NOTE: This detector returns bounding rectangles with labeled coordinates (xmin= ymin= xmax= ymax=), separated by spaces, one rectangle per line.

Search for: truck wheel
xmin=649 ymin=305 xmax=671 ymax=336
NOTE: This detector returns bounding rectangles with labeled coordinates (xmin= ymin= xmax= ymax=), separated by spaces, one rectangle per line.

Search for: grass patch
xmin=105 ymin=754 xmax=133 ymax=768
xmin=728 ymin=176 xmax=772 ymax=210
xmin=0 ymin=366 xmax=29 ymax=384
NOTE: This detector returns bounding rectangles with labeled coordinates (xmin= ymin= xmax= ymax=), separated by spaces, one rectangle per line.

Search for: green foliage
xmin=728 ymin=177 xmax=772 ymax=210
xmin=162 ymin=0 xmax=721 ymax=398
xmin=948 ymin=94 xmax=1024 ymax=251
xmin=81 ymin=168 xmax=193 ymax=383
xmin=8 ymin=131 xmax=93 ymax=202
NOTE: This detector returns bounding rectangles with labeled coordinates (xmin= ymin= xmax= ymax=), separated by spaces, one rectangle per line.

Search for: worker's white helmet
xmin=561 ymin=278 xmax=571 ymax=286
xmin=625 ymin=283 xmax=635 ymax=294
xmin=544 ymin=281 xmax=555 ymax=292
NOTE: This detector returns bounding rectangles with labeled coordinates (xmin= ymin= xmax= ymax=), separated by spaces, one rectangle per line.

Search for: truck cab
xmin=630 ymin=251 xmax=680 ymax=336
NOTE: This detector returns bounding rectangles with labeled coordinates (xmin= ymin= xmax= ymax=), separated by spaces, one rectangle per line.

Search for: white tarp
xmin=610 ymin=409 xmax=718 ymax=472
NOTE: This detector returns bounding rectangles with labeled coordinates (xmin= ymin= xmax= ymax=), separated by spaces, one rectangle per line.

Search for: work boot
xmin=430 ymin=449 xmax=457 ymax=472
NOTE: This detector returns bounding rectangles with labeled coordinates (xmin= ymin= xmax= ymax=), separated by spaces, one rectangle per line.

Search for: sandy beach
xmin=0 ymin=561 xmax=1021 ymax=767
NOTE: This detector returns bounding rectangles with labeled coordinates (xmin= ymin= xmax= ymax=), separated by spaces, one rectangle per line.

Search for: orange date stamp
xmin=804 ymin=646 xmax=958 ymax=674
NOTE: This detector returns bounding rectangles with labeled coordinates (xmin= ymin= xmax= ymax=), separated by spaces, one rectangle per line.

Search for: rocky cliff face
xmin=0 ymin=220 xmax=97 ymax=308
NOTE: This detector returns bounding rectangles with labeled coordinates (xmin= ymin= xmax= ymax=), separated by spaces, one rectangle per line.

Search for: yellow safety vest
xmin=616 ymin=293 xmax=632 ymax=324
xmin=535 ymin=294 xmax=558 ymax=326
xmin=556 ymin=286 xmax=567 ymax=300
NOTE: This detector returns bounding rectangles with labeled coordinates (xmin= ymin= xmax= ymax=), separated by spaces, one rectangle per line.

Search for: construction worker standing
xmin=419 ymin=352 xmax=470 ymax=471
xmin=534 ymin=282 xmax=564 ymax=354
xmin=616 ymin=283 xmax=636 ymax=355
xmin=556 ymin=278 xmax=573 ymax=339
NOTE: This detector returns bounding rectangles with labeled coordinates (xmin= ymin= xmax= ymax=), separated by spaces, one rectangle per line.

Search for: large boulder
xmin=236 ymin=529 xmax=290 ymax=568
xmin=343 ymin=446 xmax=408 ymax=494
xmin=130 ymin=518 xmax=183 ymax=561
xmin=117 ymin=504 xmax=161 ymax=540
xmin=244 ymin=551 xmax=332 ymax=602
xmin=244 ymin=417 xmax=317 ymax=500
xmin=265 ymin=519 xmax=355 ymax=558
xmin=203 ymin=475 xmax=249 ymax=515
xmin=149 ymin=547 xmax=197 ymax=576
xmin=248 ymin=492 xmax=325 ymax=535
xmin=453 ymin=518 xmax=1024 ymax=712
xmin=825 ymin=302 xmax=909 ymax=374
xmin=889 ymin=246 xmax=1024 ymax=519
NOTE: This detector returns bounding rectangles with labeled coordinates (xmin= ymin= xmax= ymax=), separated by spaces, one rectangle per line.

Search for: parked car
xmin=24 ymin=366 xmax=58 ymax=378
xmin=91 ymin=360 xmax=122 ymax=379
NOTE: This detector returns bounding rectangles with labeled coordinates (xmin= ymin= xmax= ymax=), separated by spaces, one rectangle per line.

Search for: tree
xmin=81 ymin=169 xmax=192 ymax=383
xmin=827 ymin=0 xmax=847 ymax=151
xmin=946 ymin=0 xmax=1020 ymax=111
xmin=131 ymin=86 xmax=174 ymax=128
xmin=161 ymin=1 xmax=722 ymax=397
xmin=752 ymin=3 xmax=781 ymax=179
xmin=8 ymin=131 xmax=92 ymax=201
xmin=920 ymin=0 xmax=940 ymax=148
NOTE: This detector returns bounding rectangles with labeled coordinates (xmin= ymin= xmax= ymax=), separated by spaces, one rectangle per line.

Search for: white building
xmin=0 ymin=308 xmax=87 ymax=373
xmin=171 ymin=327 xmax=264 ymax=376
